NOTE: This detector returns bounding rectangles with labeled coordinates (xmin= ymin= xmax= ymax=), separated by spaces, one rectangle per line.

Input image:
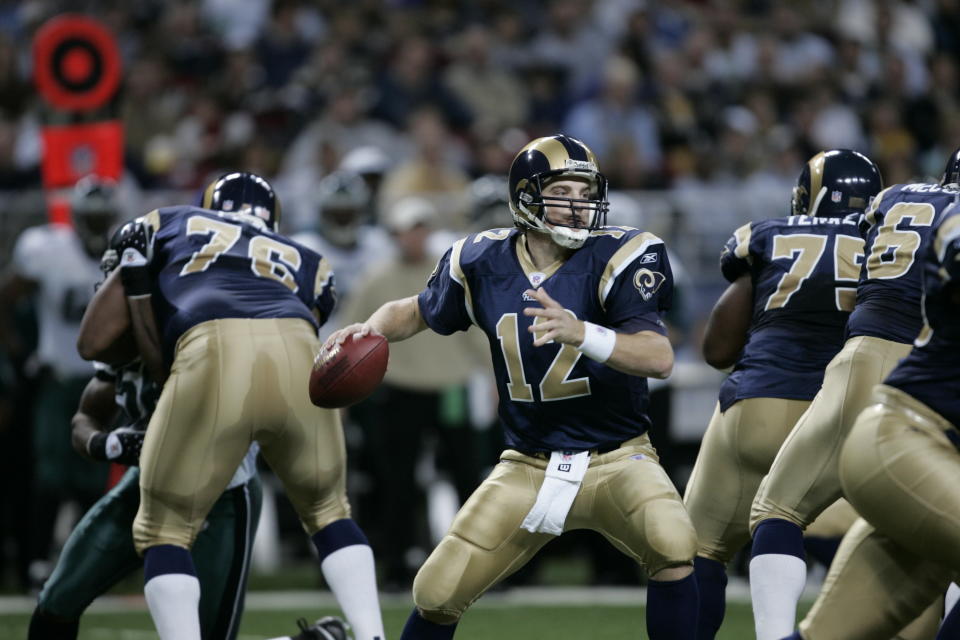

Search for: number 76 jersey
xmin=133 ymin=205 xmax=335 ymax=362
xmin=418 ymin=227 xmax=673 ymax=453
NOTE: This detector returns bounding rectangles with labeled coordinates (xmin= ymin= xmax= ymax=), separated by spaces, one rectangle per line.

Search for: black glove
xmin=87 ymin=426 xmax=145 ymax=466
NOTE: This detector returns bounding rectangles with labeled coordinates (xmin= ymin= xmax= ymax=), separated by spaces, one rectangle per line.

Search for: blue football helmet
xmin=508 ymin=134 xmax=609 ymax=249
xmin=791 ymin=149 xmax=882 ymax=217
xmin=201 ymin=171 xmax=281 ymax=231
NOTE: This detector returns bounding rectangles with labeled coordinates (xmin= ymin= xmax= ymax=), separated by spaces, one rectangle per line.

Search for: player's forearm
xmin=367 ymin=295 xmax=427 ymax=342
xmin=71 ymin=413 xmax=105 ymax=460
xmin=78 ymin=269 xmax=136 ymax=363
xmin=604 ymin=330 xmax=674 ymax=379
xmin=127 ymin=296 xmax=167 ymax=384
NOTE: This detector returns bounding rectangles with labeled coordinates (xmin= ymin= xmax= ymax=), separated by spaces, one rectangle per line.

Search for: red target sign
xmin=33 ymin=15 xmax=121 ymax=112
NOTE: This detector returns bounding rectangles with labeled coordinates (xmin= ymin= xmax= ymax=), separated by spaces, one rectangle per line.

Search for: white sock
xmin=144 ymin=573 xmax=202 ymax=640
xmin=750 ymin=553 xmax=807 ymax=640
xmin=321 ymin=544 xmax=386 ymax=640
xmin=945 ymin=583 xmax=960 ymax=622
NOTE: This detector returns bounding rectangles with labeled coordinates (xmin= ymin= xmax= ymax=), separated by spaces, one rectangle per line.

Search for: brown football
xmin=309 ymin=333 xmax=389 ymax=408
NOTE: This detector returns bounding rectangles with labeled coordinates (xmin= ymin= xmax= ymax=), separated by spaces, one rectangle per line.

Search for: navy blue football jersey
xmin=717 ymin=214 xmax=863 ymax=411
xmin=137 ymin=206 xmax=336 ymax=362
xmin=847 ymin=183 xmax=953 ymax=343
xmin=418 ymin=227 xmax=672 ymax=453
xmin=885 ymin=194 xmax=960 ymax=426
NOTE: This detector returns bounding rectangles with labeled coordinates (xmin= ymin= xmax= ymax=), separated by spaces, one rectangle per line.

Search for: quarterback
xmin=327 ymin=135 xmax=699 ymax=639
xmin=784 ymin=152 xmax=960 ymax=639
xmin=685 ymin=150 xmax=880 ymax=638
xmin=749 ymin=148 xmax=960 ymax=639
xmin=78 ymin=173 xmax=385 ymax=640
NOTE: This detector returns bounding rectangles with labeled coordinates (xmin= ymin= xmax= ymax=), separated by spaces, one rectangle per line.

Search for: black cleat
xmin=291 ymin=616 xmax=351 ymax=640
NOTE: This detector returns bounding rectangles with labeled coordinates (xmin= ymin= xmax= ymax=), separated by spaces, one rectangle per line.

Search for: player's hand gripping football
xmin=324 ymin=323 xmax=382 ymax=351
xmin=523 ymin=287 xmax=585 ymax=347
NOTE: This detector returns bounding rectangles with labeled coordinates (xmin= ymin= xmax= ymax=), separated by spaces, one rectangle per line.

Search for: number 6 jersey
xmin=129 ymin=205 xmax=336 ymax=362
xmin=418 ymin=227 xmax=672 ymax=453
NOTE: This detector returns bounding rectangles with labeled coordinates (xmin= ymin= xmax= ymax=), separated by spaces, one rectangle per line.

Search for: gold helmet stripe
xmin=201 ymin=180 xmax=218 ymax=209
xmin=514 ymin=136 xmax=571 ymax=172
xmin=808 ymin=152 xmax=826 ymax=212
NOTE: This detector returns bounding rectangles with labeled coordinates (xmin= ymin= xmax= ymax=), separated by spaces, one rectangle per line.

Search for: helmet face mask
xmin=509 ymin=135 xmax=609 ymax=249
xmin=72 ymin=175 xmax=119 ymax=258
xmin=790 ymin=149 xmax=883 ymax=217
xmin=314 ymin=171 xmax=370 ymax=248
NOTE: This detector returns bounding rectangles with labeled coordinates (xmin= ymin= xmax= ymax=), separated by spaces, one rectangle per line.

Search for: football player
xmin=748 ymin=149 xmax=960 ymax=640
xmin=782 ymin=152 xmax=960 ymax=640
xmin=27 ymin=230 xmax=262 ymax=640
xmin=77 ymin=172 xmax=385 ymax=640
xmin=684 ymin=149 xmax=881 ymax=639
xmin=326 ymin=134 xmax=699 ymax=639
xmin=0 ymin=175 xmax=118 ymax=586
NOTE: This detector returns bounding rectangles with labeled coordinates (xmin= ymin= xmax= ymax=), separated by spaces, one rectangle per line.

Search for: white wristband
xmin=578 ymin=322 xmax=616 ymax=363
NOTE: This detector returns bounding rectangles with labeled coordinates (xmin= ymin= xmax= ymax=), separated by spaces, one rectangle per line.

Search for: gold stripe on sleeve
xmin=597 ymin=231 xmax=661 ymax=308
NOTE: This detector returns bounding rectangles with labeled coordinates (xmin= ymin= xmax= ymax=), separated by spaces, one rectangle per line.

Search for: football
xmin=309 ymin=333 xmax=389 ymax=408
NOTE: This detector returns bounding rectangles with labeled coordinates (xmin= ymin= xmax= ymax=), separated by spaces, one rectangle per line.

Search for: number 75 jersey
xmin=418 ymin=227 xmax=673 ymax=453
xmin=718 ymin=214 xmax=863 ymax=411
xmin=134 ymin=205 xmax=335 ymax=361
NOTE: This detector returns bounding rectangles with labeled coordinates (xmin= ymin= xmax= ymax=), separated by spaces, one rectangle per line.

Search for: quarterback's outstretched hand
xmin=523 ymin=287 xmax=585 ymax=347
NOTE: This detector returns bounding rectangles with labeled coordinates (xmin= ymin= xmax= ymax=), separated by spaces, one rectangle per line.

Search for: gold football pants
xmin=685 ymin=397 xmax=809 ymax=563
xmin=799 ymin=385 xmax=960 ymax=639
xmin=133 ymin=318 xmax=349 ymax=553
xmin=412 ymin=434 xmax=697 ymax=623
xmin=750 ymin=336 xmax=912 ymax=532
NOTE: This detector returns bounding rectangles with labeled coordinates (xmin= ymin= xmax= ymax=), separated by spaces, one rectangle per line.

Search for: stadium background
xmin=0 ymin=0 xmax=957 ymax=637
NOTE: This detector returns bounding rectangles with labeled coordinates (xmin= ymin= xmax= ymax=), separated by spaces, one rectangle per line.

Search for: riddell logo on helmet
xmin=565 ymin=159 xmax=596 ymax=172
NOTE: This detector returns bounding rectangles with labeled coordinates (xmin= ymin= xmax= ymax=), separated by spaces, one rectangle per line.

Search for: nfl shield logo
xmin=831 ymin=190 xmax=842 ymax=203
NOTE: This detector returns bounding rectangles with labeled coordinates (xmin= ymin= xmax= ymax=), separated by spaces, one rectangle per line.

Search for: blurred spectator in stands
xmin=372 ymin=35 xmax=472 ymax=131
xmin=766 ymin=5 xmax=834 ymax=86
xmin=157 ymin=1 xmax=225 ymax=81
xmin=520 ymin=63 xmax=570 ymax=136
xmin=443 ymin=24 xmax=529 ymax=138
xmin=527 ymin=0 xmax=612 ymax=98
xmin=564 ymin=55 xmax=662 ymax=183
xmin=255 ymin=0 xmax=317 ymax=89
xmin=0 ymin=31 xmax=29 ymax=117
xmin=378 ymin=106 xmax=471 ymax=231
xmin=202 ymin=0 xmax=271 ymax=51
xmin=808 ymin=85 xmax=866 ymax=152
xmin=837 ymin=0 xmax=934 ymax=58
xmin=343 ymin=197 xmax=491 ymax=591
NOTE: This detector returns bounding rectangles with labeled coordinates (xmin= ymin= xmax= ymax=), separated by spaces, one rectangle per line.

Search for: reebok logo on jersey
xmin=634 ymin=268 xmax=666 ymax=301
xmin=639 ymin=252 xmax=658 ymax=264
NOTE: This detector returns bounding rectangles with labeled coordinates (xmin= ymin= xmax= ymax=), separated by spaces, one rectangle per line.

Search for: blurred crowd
xmin=1 ymin=0 xmax=958 ymax=212
xmin=1 ymin=0 xmax=959 ymax=594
